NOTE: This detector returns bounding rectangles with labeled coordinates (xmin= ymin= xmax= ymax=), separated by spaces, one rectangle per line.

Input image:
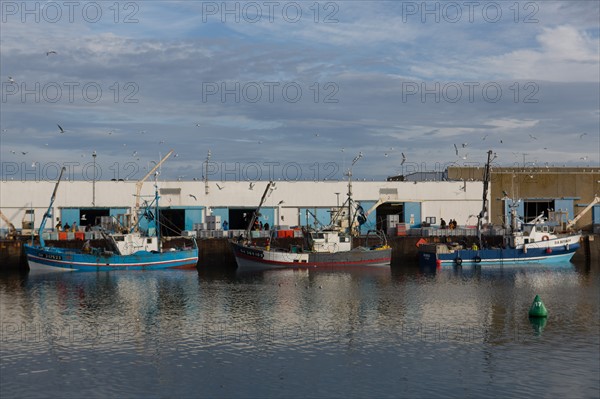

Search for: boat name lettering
xmin=240 ymin=248 xmax=264 ymax=258
xmin=42 ymin=253 xmax=62 ymax=260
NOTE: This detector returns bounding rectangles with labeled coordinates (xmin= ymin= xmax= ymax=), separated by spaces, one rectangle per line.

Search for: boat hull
xmin=418 ymin=235 xmax=581 ymax=267
xmin=230 ymin=241 xmax=391 ymax=270
xmin=24 ymin=244 xmax=199 ymax=272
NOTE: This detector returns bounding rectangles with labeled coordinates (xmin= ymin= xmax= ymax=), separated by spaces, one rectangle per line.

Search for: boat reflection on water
xmin=419 ymin=261 xmax=578 ymax=280
xmin=1 ymin=258 xmax=598 ymax=398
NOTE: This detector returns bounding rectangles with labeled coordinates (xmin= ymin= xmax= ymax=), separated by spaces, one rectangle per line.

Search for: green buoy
xmin=528 ymin=294 xmax=548 ymax=318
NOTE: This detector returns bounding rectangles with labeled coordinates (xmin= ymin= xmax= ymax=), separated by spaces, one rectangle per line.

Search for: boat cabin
xmin=308 ymin=230 xmax=352 ymax=253
xmin=111 ymin=233 xmax=159 ymax=255
xmin=506 ymin=223 xmax=558 ymax=248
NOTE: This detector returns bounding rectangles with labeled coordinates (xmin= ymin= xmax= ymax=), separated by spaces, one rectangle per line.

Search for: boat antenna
xmin=477 ymin=150 xmax=494 ymax=249
xmin=38 ymin=167 xmax=66 ymax=247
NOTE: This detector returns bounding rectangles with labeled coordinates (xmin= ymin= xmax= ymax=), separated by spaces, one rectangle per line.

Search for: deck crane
xmin=565 ymin=196 xmax=600 ymax=231
xmin=0 ymin=210 xmax=17 ymax=239
xmin=130 ymin=150 xmax=174 ymax=232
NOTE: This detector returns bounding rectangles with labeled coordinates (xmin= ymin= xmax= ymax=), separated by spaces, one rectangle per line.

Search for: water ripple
xmin=1 ymin=262 xmax=598 ymax=398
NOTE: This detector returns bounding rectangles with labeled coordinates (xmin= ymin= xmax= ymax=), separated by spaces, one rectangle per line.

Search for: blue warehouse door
xmin=404 ymin=202 xmax=421 ymax=228
xmin=185 ymin=208 xmax=204 ymax=231
xmin=60 ymin=208 xmax=80 ymax=228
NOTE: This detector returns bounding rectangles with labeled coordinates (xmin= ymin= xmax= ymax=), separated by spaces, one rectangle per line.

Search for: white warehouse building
xmin=0 ymin=179 xmax=485 ymax=236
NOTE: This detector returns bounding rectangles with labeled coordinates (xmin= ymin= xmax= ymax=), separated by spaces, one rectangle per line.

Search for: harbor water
xmin=1 ymin=261 xmax=599 ymax=398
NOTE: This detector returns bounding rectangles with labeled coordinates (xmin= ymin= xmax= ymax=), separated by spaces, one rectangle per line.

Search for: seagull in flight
xmin=46 ymin=50 xmax=57 ymax=56
xmin=189 ymin=194 xmax=197 ymax=201
xmin=529 ymin=134 xmax=537 ymax=140
xmin=8 ymin=77 xmax=15 ymax=84
xmin=57 ymin=124 xmax=65 ymax=133
xmin=216 ymin=183 xmax=224 ymax=190
xmin=249 ymin=182 xmax=255 ymax=190
xmin=401 ymin=152 xmax=406 ymax=165
xmin=579 ymin=133 xmax=587 ymax=139
xmin=21 ymin=151 xmax=28 ymax=155
xmin=453 ymin=143 xmax=459 ymax=156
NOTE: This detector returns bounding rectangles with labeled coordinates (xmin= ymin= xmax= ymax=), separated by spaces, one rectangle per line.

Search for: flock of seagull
xmin=1 ymin=50 xmax=595 ymax=177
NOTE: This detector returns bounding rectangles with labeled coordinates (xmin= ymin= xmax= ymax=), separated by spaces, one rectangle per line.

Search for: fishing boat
xmin=25 ymin=164 xmax=198 ymax=272
xmin=230 ymin=160 xmax=392 ymax=270
xmin=230 ymin=227 xmax=391 ymax=269
xmin=418 ymin=150 xmax=582 ymax=267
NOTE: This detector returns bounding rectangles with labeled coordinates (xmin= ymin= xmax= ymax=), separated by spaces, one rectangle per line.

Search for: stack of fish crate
xmin=386 ymin=214 xmax=400 ymax=236
xmin=195 ymin=216 xmax=226 ymax=238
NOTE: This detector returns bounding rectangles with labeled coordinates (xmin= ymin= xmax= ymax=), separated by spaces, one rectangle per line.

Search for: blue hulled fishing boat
xmin=25 ymin=164 xmax=198 ymax=272
xmin=418 ymin=150 xmax=582 ymax=267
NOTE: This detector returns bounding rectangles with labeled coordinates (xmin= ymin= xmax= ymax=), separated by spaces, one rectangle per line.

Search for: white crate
xmin=182 ymin=230 xmax=197 ymax=238
xmin=229 ymin=229 xmax=245 ymax=238
xmin=207 ymin=221 xmax=222 ymax=230
xmin=387 ymin=214 xmax=400 ymax=224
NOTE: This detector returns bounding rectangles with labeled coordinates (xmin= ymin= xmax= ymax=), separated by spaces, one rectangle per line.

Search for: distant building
xmin=388 ymin=171 xmax=448 ymax=182
xmin=448 ymin=166 xmax=600 ymax=232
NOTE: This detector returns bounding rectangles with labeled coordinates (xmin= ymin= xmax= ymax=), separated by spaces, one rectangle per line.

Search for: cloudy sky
xmin=1 ymin=0 xmax=598 ymax=182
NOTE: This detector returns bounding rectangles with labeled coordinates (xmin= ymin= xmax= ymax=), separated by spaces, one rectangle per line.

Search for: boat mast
xmin=347 ymin=152 xmax=363 ymax=238
xmin=246 ymin=181 xmax=273 ymax=239
xmin=477 ymin=150 xmax=494 ymax=248
xmin=347 ymin=168 xmax=352 ymax=236
xmin=38 ymin=167 xmax=66 ymax=247
xmin=131 ymin=150 xmax=173 ymax=232
xmin=154 ymin=179 xmax=161 ymax=252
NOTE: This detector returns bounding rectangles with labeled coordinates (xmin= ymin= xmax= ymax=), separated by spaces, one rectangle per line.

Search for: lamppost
xmin=92 ymin=151 xmax=97 ymax=206
xmin=204 ymin=149 xmax=211 ymax=195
